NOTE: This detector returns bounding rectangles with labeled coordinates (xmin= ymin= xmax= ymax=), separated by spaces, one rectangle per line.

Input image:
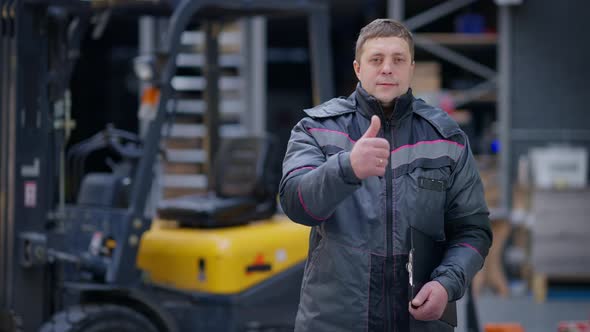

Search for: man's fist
xmin=409 ymin=281 xmax=449 ymax=321
xmin=350 ymin=115 xmax=390 ymax=180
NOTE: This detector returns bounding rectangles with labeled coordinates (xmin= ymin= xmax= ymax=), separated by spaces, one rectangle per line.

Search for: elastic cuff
xmin=433 ymin=275 xmax=458 ymax=302
xmin=337 ymin=152 xmax=361 ymax=185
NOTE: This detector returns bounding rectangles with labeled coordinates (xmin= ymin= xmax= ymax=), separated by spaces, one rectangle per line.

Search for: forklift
xmin=0 ymin=0 xmax=333 ymax=331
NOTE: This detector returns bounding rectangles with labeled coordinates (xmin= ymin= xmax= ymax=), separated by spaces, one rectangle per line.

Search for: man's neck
xmin=381 ymin=103 xmax=395 ymax=120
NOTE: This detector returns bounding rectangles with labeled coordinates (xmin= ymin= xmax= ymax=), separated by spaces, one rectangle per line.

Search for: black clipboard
xmin=407 ymin=226 xmax=457 ymax=327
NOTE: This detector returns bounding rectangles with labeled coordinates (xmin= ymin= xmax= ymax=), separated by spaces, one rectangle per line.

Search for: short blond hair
xmin=355 ymin=18 xmax=414 ymax=60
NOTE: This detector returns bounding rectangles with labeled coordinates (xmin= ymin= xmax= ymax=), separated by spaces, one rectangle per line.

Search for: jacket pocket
xmin=405 ymin=162 xmax=452 ymax=241
xmin=418 ymin=177 xmax=446 ymax=192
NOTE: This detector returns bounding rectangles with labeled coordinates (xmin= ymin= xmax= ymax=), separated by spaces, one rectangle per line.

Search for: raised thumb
xmin=362 ymin=115 xmax=381 ymax=138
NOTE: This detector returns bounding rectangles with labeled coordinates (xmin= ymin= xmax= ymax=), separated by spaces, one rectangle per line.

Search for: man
xmin=279 ymin=18 xmax=492 ymax=331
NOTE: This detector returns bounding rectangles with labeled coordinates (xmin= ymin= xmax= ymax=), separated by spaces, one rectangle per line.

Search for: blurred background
xmin=1 ymin=0 xmax=590 ymax=331
xmin=76 ymin=0 xmax=590 ymax=327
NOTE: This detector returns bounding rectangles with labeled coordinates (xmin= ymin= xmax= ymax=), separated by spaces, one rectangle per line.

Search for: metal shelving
xmin=390 ymin=0 xmax=498 ymax=108
xmin=389 ymin=0 xmax=512 ymax=215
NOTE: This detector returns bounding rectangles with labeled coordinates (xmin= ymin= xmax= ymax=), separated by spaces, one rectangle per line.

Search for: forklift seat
xmin=157 ymin=135 xmax=280 ymax=228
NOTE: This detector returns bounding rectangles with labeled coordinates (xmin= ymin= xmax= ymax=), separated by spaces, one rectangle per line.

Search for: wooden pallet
xmin=472 ymin=219 xmax=511 ymax=298
xmin=532 ymin=273 xmax=590 ymax=303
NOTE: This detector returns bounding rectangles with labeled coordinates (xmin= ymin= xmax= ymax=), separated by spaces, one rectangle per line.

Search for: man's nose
xmin=381 ymin=61 xmax=393 ymax=74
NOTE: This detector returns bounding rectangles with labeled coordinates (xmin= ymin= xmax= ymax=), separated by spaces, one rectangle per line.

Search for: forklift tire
xmin=0 ymin=309 xmax=23 ymax=332
xmin=39 ymin=304 xmax=158 ymax=332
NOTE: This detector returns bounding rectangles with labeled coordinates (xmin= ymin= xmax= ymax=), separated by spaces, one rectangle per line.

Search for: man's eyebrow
xmin=367 ymin=51 xmax=407 ymax=57
xmin=391 ymin=51 xmax=407 ymax=57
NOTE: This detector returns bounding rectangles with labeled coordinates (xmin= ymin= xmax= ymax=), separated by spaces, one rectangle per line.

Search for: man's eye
xmin=395 ymin=58 xmax=405 ymax=63
xmin=370 ymin=58 xmax=381 ymax=63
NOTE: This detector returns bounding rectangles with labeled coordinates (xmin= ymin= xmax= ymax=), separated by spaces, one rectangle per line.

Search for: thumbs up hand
xmin=350 ymin=116 xmax=390 ymax=179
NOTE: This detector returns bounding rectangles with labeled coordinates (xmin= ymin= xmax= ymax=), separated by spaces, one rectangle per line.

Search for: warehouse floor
xmin=456 ymin=291 xmax=590 ymax=332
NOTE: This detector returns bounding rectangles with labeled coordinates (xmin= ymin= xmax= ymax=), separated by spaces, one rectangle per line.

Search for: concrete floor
xmin=456 ymin=293 xmax=590 ymax=332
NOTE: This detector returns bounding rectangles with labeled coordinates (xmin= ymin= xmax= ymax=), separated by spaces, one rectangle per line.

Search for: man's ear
xmin=353 ymin=60 xmax=361 ymax=80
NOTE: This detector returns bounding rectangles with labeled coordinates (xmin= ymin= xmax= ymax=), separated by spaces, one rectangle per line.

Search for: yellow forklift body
xmin=136 ymin=215 xmax=309 ymax=294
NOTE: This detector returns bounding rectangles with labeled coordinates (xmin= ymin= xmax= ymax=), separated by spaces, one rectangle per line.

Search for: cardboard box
xmin=412 ymin=62 xmax=441 ymax=94
xmin=529 ymin=146 xmax=588 ymax=189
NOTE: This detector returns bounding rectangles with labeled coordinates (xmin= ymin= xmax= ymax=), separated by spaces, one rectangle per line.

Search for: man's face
xmin=353 ymin=36 xmax=415 ymax=107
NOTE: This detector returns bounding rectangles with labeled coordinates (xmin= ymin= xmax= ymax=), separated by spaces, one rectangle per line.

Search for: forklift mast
xmin=0 ymin=1 xmax=333 ymax=331
xmin=1 ymin=0 xmax=76 ymax=329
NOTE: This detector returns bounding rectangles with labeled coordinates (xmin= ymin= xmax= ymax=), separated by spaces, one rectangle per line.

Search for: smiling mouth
xmin=377 ymin=83 xmax=398 ymax=86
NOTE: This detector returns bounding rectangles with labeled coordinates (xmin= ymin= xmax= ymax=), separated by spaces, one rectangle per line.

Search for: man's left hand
xmin=408 ymin=281 xmax=448 ymax=321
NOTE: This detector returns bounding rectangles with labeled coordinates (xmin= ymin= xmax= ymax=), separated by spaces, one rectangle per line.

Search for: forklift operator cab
xmin=137 ymin=134 xmax=311 ymax=295
xmin=3 ymin=0 xmax=336 ymax=331
xmin=157 ymin=136 xmax=280 ymax=228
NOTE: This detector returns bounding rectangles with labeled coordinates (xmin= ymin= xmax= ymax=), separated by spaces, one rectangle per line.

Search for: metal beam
xmin=404 ymin=0 xmax=478 ymax=31
xmin=308 ymin=5 xmax=334 ymax=104
xmin=243 ymin=16 xmax=267 ymax=136
xmin=2 ymin=0 xmax=17 ymax=310
xmin=0 ymin=0 xmax=8 ymax=309
xmin=204 ymin=20 xmax=220 ymax=191
xmin=388 ymin=0 xmax=404 ymax=21
xmin=414 ymin=35 xmax=496 ymax=80
xmin=511 ymin=129 xmax=590 ymax=142
xmin=453 ymin=77 xmax=497 ymax=108
xmin=251 ymin=17 xmax=266 ymax=135
xmin=139 ymin=16 xmax=156 ymax=56
xmin=137 ymin=16 xmax=160 ymax=219
xmin=498 ymin=5 xmax=512 ymax=214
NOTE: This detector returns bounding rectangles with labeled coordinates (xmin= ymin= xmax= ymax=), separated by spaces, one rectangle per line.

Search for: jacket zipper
xmin=381 ymin=100 xmax=397 ymax=332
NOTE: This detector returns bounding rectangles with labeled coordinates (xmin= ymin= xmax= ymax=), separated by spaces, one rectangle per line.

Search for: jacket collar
xmin=354 ymin=83 xmax=414 ymax=123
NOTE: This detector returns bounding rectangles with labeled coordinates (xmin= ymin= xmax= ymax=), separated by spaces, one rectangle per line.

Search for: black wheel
xmin=0 ymin=309 xmax=23 ymax=332
xmin=39 ymin=304 xmax=158 ymax=332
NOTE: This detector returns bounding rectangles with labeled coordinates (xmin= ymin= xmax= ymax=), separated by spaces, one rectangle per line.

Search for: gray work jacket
xmin=280 ymin=85 xmax=492 ymax=332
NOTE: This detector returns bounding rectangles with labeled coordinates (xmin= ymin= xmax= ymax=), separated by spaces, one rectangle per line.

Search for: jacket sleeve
xmin=432 ymin=134 xmax=493 ymax=301
xmin=279 ymin=118 xmax=362 ymax=226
